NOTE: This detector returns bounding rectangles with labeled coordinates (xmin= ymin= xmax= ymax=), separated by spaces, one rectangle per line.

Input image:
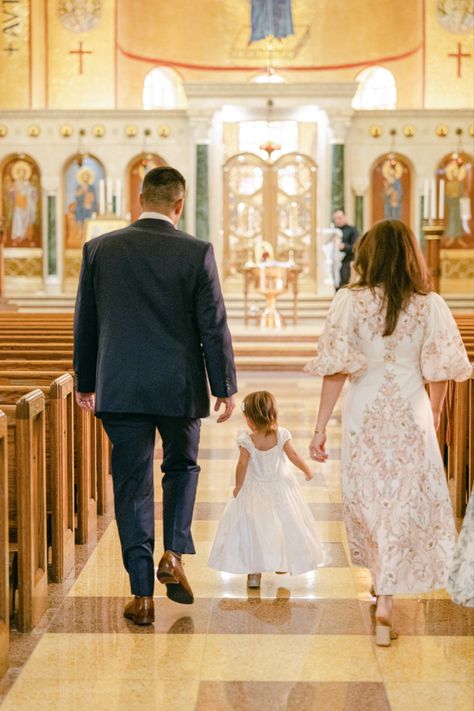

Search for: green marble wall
xmin=195 ymin=143 xmax=209 ymax=240
xmin=331 ymin=143 xmax=345 ymax=214
xmin=47 ymin=194 xmax=57 ymax=276
xmin=355 ymin=195 xmax=364 ymax=235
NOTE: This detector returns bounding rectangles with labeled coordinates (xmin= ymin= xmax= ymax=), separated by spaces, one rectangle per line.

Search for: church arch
xmin=142 ymin=67 xmax=187 ymax=110
xmin=352 ymin=66 xmax=397 ymax=110
xmin=126 ymin=152 xmax=167 ymax=222
xmin=62 ymin=153 xmax=106 ymax=250
xmin=1 ymin=153 xmax=42 ymax=250
xmin=223 ymin=151 xmax=317 ymax=282
xmin=370 ymin=152 xmax=413 ymax=228
xmin=436 ymin=151 xmax=473 ymax=247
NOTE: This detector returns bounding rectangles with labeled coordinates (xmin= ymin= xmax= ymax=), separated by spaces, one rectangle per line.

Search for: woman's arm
xmin=428 ymin=380 xmax=448 ymax=432
xmin=234 ymin=447 xmax=250 ymax=497
xmin=283 ymin=440 xmax=313 ymax=480
xmin=309 ymin=373 xmax=347 ymax=463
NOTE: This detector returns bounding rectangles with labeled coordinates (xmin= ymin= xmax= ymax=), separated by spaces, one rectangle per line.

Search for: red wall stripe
xmin=116 ymin=42 xmax=422 ymax=73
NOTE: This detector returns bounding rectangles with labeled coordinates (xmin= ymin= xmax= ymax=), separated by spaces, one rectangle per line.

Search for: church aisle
xmin=0 ymin=374 xmax=473 ymax=711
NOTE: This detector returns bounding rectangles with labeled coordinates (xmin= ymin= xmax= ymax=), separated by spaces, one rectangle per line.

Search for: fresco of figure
xmin=382 ymin=158 xmax=403 ymax=220
xmin=6 ymin=160 xmax=38 ymax=246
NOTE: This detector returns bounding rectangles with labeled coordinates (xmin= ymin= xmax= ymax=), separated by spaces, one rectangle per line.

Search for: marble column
xmin=328 ymin=114 xmax=352 ymax=216
xmin=187 ymin=114 xmax=213 ymax=240
xmin=42 ymin=177 xmax=62 ymax=293
xmin=195 ymin=143 xmax=209 ymax=241
xmin=331 ymin=144 xmax=345 ymax=214
xmin=351 ymin=178 xmax=369 ymax=234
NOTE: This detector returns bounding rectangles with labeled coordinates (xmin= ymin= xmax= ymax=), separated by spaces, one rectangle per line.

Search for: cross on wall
xmin=447 ymin=42 xmax=471 ymax=78
xmin=69 ymin=41 xmax=93 ymax=75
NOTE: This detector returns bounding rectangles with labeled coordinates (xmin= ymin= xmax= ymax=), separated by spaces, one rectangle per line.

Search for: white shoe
xmin=247 ymin=573 xmax=261 ymax=588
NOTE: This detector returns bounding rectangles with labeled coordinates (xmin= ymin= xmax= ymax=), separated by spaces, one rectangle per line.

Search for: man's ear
xmin=139 ymin=192 xmax=144 ymax=207
xmin=175 ymin=197 xmax=184 ymax=216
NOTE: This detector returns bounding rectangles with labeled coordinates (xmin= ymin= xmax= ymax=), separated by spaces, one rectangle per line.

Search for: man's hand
xmin=76 ymin=391 xmax=96 ymax=413
xmin=214 ymin=396 xmax=235 ymax=423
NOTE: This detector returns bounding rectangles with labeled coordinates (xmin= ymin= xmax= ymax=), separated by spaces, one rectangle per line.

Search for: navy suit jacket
xmin=73 ymin=218 xmax=237 ymax=418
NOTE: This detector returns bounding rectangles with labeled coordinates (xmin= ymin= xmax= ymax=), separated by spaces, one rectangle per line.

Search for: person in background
xmin=333 ymin=208 xmax=359 ymax=289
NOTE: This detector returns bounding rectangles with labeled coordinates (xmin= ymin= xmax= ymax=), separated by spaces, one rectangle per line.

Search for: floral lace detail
xmin=304 ymin=289 xmax=367 ymax=381
xmin=351 ymin=288 xmax=429 ymax=342
xmin=421 ymin=294 xmax=472 ymax=382
xmin=343 ymin=370 xmax=456 ymax=594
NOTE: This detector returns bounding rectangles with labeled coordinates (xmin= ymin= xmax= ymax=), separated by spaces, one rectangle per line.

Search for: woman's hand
xmin=309 ymin=432 xmax=328 ymax=463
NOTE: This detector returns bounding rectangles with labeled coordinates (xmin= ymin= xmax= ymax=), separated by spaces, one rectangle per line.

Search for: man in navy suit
xmin=74 ymin=167 xmax=237 ymax=625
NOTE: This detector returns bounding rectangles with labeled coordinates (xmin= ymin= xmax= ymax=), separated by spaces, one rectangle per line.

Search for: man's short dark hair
xmin=142 ymin=167 xmax=186 ymax=206
xmin=333 ymin=207 xmax=345 ymax=214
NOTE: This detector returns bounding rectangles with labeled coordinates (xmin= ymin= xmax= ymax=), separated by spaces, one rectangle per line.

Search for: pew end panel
xmin=0 ymin=412 xmax=8 ymax=679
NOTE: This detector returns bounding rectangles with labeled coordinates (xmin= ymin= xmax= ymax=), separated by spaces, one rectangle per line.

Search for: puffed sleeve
xmin=236 ymin=431 xmax=252 ymax=452
xmin=278 ymin=427 xmax=292 ymax=445
xmin=421 ymin=293 xmax=472 ymax=382
xmin=304 ymin=288 xmax=367 ymax=381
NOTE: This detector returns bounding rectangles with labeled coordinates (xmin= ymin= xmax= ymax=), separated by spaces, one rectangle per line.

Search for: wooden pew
xmin=0 ymin=389 xmax=48 ymax=632
xmin=0 ymin=371 xmax=99 ymax=546
xmin=0 ymin=412 xmax=8 ymax=678
xmin=0 ymin=379 xmax=75 ymax=582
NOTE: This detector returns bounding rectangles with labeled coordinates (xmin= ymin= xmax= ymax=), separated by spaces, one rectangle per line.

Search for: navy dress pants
xmin=101 ymin=413 xmax=201 ymax=597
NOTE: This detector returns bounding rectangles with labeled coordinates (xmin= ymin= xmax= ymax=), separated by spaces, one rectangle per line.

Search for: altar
xmin=243 ymin=261 xmax=302 ymax=328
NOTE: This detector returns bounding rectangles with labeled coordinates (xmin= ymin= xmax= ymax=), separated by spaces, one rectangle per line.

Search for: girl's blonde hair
xmin=242 ymin=391 xmax=278 ymax=435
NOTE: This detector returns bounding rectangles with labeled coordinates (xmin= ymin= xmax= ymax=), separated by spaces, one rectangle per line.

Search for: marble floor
xmin=1 ymin=373 xmax=473 ymax=711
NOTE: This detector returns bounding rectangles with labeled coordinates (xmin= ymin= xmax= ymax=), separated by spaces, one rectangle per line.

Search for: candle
xmin=106 ymin=179 xmax=113 ymax=213
xmin=430 ymin=179 xmax=436 ymax=221
xmin=423 ymin=180 xmax=429 ymax=220
xmin=99 ymin=179 xmax=105 ymax=215
xmin=438 ymin=179 xmax=445 ymax=220
xmin=115 ymin=179 xmax=122 ymax=217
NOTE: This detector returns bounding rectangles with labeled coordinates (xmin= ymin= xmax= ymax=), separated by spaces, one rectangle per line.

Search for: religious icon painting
xmin=371 ymin=153 xmax=411 ymax=227
xmin=63 ymin=153 xmax=105 ymax=249
xmin=1 ymin=154 xmax=42 ymax=248
xmin=128 ymin=153 xmax=166 ymax=221
xmin=437 ymin=151 xmax=474 ymax=248
xmin=58 ymin=0 xmax=102 ymax=33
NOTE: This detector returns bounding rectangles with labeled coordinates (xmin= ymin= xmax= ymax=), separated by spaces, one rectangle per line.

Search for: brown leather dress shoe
xmin=157 ymin=550 xmax=194 ymax=605
xmin=123 ymin=596 xmax=155 ymax=625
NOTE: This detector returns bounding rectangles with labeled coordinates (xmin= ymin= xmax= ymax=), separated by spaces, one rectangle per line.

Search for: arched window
xmin=352 ymin=66 xmax=397 ymax=110
xmin=142 ymin=67 xmax=186 ymax=110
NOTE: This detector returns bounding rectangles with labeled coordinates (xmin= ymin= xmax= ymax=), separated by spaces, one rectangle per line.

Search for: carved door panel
xmin=223 ymin=152 xmax=317 ymax=281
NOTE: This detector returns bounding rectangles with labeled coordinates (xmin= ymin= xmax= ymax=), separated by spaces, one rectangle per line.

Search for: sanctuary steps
xmin=4 ymin=291 xmax=474 ymax=316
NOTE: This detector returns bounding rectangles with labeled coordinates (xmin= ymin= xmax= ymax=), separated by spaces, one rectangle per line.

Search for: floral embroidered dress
xmin=447 ymin=494 xmax=474 ymax=607
xmin=305 ymin=287 xmax=472 ymax=595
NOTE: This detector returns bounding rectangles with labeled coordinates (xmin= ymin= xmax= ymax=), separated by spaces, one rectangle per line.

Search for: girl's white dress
xmin=208 ymin=427 xmax=324 ymax=575
xmin=447 ymin=494 xmax=474 ymax=607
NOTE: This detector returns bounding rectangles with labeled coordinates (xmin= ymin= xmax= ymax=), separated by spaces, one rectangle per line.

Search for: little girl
xmin=208 ymin=390 xmax=324 ymax=588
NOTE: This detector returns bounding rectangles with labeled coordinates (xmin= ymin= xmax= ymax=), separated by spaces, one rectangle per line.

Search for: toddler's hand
xmin=305 ymin=471 xmax=313 ymax=481
xmin=233 ymin=487 xmax=241 ymax=498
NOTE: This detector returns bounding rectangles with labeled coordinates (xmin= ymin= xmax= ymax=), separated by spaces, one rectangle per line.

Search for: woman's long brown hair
xmin=351 ymin=219 xmax=433 ymax=336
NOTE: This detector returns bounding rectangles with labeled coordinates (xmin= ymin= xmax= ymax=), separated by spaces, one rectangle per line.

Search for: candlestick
xmin=115 ymin=179 xmax=122 ymax=217
xmin=99 ymin=179 xmax=105 ymax=215
xmin=438 ymin=179 xmax=445 ymax=220
xmin=106 ymin=179 xmax=113 ymax=212
xmin=423 ymin=180 xmax=429 ymax=220
xmin=430 ymin=179 xmax=436 ymax=221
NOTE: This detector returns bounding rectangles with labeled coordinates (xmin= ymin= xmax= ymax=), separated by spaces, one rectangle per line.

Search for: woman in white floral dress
xmin=305 ymin=220 xmax=472 ymax=646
